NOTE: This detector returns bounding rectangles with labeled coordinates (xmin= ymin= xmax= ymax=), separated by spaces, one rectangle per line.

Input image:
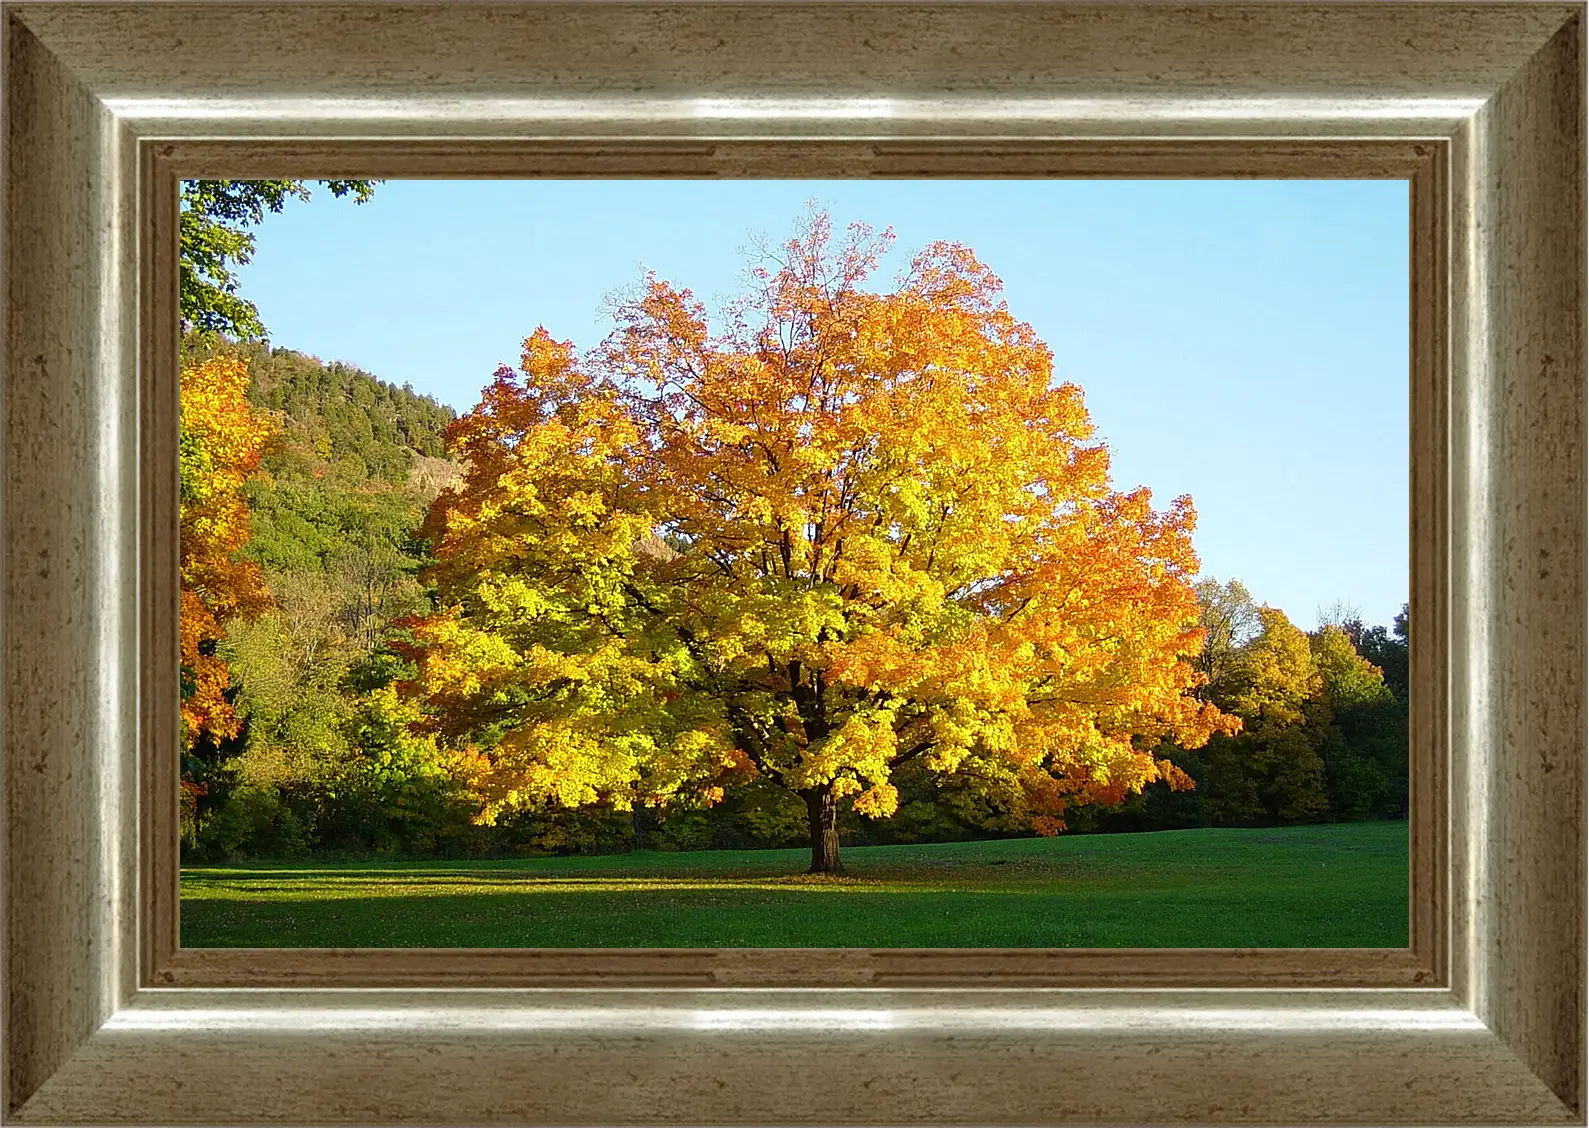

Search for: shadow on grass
xmin=180 ymin=883 xmax=1409 ymax=949
xmin=180 ymin=823 xmax=1412 ymax=949
xmin=182 ymin=868 xmax=1110 ymax=893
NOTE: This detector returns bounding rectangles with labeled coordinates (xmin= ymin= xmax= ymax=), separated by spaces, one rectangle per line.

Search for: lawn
xmin=180 ymin=820 xmax=1408 ymax=948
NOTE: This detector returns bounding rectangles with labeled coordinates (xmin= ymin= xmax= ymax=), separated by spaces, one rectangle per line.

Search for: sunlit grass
xmin=181 ymin=820 xmax=1408 ymax=949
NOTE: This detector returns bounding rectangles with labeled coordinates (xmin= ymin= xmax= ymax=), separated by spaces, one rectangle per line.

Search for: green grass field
xmin=180 ymin=820 xmax=1408 ymax=948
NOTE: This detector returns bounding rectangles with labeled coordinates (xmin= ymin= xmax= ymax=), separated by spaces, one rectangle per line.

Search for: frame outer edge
xmin=9 ymin=989 xmax=1581 ymax=1126
xmin=1451 ymin=9 xmax=1588 ymax=1117
xmin=1 ymin=13 xmax=138 ymax=1118
xmin=0 ymin=0 xmax=1584 ymax=1124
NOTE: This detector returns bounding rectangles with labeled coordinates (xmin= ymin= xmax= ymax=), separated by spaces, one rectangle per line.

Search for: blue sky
xmin=236 ymin=179 xmax=1409 ymax=629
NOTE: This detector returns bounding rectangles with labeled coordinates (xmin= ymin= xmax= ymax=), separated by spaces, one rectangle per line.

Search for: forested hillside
xmin=180 ymin=339 xmax=473 ymax=857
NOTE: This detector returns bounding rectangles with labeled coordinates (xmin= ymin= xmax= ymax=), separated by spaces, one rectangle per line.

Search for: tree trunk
xmin=804 ymin=787 xmax=843 ymax=873
xmin=631 ymin=805 xmax=659 ymax=852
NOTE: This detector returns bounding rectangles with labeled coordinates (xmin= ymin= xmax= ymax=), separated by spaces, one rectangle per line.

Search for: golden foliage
xmin=407 ymin=211 xmax=1236 ymax=834
xmin=180 ymin=355 xmax=275 ymax=744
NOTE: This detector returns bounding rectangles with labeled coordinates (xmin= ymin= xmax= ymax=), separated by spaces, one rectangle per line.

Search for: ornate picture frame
xmin=3 ymin=3 xmax=1582 ymax=1123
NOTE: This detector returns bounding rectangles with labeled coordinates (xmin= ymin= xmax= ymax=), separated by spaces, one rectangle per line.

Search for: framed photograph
xmin=166 ymin=177 xmax=1416 ymax=958
xmin=3 ymin=2 xmax=1582 ymax=1124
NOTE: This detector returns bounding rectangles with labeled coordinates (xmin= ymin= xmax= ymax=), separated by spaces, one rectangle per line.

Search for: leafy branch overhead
xmin=180 ymin=180 xmax=379 ymax=341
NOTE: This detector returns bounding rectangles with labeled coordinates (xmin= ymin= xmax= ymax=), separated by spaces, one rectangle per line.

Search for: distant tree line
xmin=1067 ymin=586 xmax=1409 ymax=837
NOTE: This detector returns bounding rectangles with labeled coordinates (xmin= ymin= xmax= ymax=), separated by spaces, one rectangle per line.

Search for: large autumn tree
xmin=408 ymin=212 xmax=1234 ymax=872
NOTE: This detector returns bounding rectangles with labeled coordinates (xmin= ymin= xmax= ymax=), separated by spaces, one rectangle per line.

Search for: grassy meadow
xmin=180 ymin=820 xmax=1408 ymax=949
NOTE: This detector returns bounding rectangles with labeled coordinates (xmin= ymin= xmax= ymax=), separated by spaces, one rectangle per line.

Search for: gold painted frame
xmin=3 ymin=3 xmax=1583 ymax=1124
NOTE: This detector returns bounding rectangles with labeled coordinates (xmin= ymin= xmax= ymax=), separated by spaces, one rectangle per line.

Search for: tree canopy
xmin=405 ymin=212 xmax=1236 ymax=871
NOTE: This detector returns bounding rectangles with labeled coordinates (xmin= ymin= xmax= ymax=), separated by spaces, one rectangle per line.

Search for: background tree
xmin=180 ymin=356 xmax=276 ymax=746
xmin=178 ymin=355 xmax=276 ymax=840
xmin=1192 ymin=577 xmax=1262 ymax=689
xmin=182 ymin=180 xmax=378 ymax=340
xmin=407 ymin=211 xmax=1235 ymax=872
xmin=1311 ymin=622 xmax=1406 ymax=819
xmin=1197 ymin=606 xmax=1331 ymax=824
xmin=1347 ymin=602 xmax=1410 ymax=705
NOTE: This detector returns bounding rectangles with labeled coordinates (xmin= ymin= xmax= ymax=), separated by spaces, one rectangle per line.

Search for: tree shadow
xmin=179 ymin=882 xmax=1408 ymax=950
